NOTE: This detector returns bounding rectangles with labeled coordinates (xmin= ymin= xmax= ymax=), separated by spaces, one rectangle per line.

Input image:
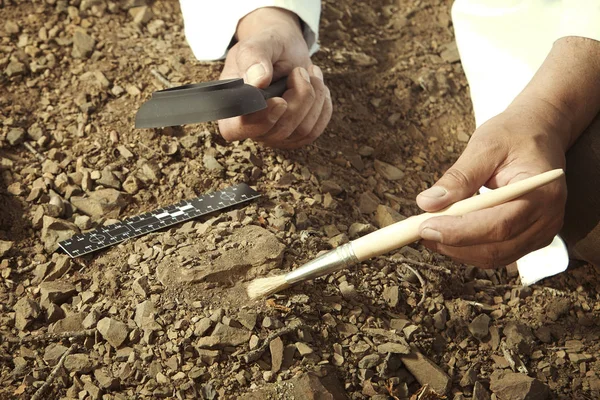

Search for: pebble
xmin=473 ymin=381 xmax=491 ymax=400
xmin=348 ymin=222 xmax=373 ymax=238
xmin=383 ymin=285 xmax=400 ymax=307
xmin=71 ymin=189 xmax=129 ymax=219
xmin=358 ymin=354 xmax=380 ymax=369
xmin=358 ymin=192 xmax=379 ymax=214
xmin=72 ymin=30 xmax=95 ymax=58
xmin=490 ymin=372 xmax=549 ymax=400
xmin=295 ymin=342 xmax=314 ymax=356
xmin=399 ymin=349 xmax=451 ymax=394
xmin=374 ymin=159 xmax=405 ymax=180
xmin=468 ymin=314 xmax=490 ymax=340
xmin=209 ymin=323 xmax=251 ymax=347
xmin=39 ymin=281 xmax=76 ymax=305
xmin=97 ymin=317 xmax=130 ymax=348
xmin=377 ymin=343 xmax=410 ymax=354
xmin=6 ymin=128 xmax=25 ymax=145
xmin=14 ymin=297 xmax=40 ymax=330
xmin=64 ymin=354 xmax=94 ymax=373
xmin=374 ymin=205 xmax=404 ymax=228
xmin=338 ymin=281 xmax=357 ymax=299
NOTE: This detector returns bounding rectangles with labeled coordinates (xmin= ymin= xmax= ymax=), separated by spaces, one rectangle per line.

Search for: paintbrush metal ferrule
xmin=284 ymin=243 xmax=359 ymax=284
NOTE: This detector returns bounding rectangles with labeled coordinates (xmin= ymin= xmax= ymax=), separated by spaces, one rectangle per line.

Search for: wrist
xmin=507 ymin=93 xmax=575 ymax=153
xmin=237 ymin=7 xmax=303 ymax=41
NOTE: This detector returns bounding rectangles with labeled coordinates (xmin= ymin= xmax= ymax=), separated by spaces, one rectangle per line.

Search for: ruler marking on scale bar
xmin=58 ymin=183 xmax=260 ymax=258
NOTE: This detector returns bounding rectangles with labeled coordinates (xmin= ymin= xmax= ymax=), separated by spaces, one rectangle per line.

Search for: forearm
xmin=509 ymin=36 xmax=600 ymax=151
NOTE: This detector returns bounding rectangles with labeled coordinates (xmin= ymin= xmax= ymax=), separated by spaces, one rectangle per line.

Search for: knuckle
xmin=443 ymin=168 xmax=472 ymax=188
xmin=495 ymin=217 xmax=514 ymax=241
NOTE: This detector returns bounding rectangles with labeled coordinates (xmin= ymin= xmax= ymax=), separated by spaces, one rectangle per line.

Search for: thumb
xmin=416 ymin=146 xmax=498 ymax=212
xmin=234 ymin=37 xmax=283 ymax=88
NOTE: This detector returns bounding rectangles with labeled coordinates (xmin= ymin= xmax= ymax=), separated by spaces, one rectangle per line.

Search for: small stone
xmin=457 ymin=131 xmax=470 ymax=143
xmin=71 ymin=189 xmax=129 ymax=219
xmin=39 ymin=281 xmax=76 ymax=305
xmin=209 ymin=323 xmax=251 ymax=347
xmin=383 ymin=285 xmax=400 ymax=307
xmin=503 ymin=322 xmax=535 ymax=356
xmin=72 ymin=30 xmax=95 ymax=58
xmin=440 ymin=42 xmax=460 ymax=63
xmin=338 ymin=281 xmax=357 ymax=299
xmin=82 ymin=310 xmax=100 ymax=329
xmin=64 ymin=354 xmax=94 ymax=373
xmin=473 ymin=381 xmax=491 ymax=400
xmin=295 ymin=342 xmax=314 ymax=356
xmin=94 ymin=368 xmax=119 ymax=389
xmin=469 ymin=314 xmax=490 ymax=340
xmin=358 ymin=354 xmax=380 ymax=369
xmin=134 ymin=300 xmax=161 ymax=330
xmin=490 ymin=372 xmax=550 ymax=400
xmin=348 ymin=222 xmax=373 ymax=238
xmin=196 ymin=348 xmax=219 ymax=365
xmin=84 ymin=382 xmax=102 ymax=400
xmin=321 ymin=180 xmax=343 ymax=196
xmin=132 ymin=276 xmax=150 ymax=297
xmin=270 ymin=337 xmax=284 ymax=373
xmin=433 ymin=308 xmax=447 ymax=330
xmin=374 ymin=205 xmax=405 ymax=228
xmin=358 ymin=192 xmax=379 ymax=214
xmin=41 ymin=216 xmax=80 ymax=252
xmin=374 ymin=159 xmax=405 ymax=180
xmin=97 ymin=318 xmax=130 ymax=348
xmin=203 ymin=155 xmax=224 ymax=171
xmin=129 ymin=5 xmax=153 ymax=24
xmin=7 ymin=128 xmax=26 ymax=145
xmin=5 ymin=61 xmax=26 ymax=77
xmin=460 ymin=367 xmax=478 ymax=387
xmin=4 ymin=21 xmax=20 ymax=34
xmin=52 ymin=313 xmax=85 ymax=333
xmin=194 ymin=318 xmax=213 ymax=337
xmin=14 ymin=297 xmax=41 ymax=331
xmin=377 ymin=343 xmax=410 ymax=354
xmin=399 ymin=349 xmax=452 ymax=394
xmin=237 ymin=312 xmax=257 ymax=330
xmin=43 ymin=343 xmax=68 ymax=366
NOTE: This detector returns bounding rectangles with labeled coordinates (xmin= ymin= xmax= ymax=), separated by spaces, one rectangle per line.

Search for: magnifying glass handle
xmin=260 ymin=77 xmax=288 ymax=99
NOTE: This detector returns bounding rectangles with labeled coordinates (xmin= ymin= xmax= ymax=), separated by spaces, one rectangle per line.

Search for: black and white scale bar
xmin=58 ymin=183 xmax=260 ymax=258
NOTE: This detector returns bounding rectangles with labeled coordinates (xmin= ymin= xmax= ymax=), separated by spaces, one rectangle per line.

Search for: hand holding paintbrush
xmin=247 ymin=169 xmax=564 ymax=299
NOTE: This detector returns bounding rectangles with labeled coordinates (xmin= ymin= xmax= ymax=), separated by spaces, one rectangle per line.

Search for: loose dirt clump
xmin=1 ymin=0 xmax=599 ymax=399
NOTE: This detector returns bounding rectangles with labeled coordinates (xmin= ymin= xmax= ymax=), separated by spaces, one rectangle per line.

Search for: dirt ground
xmin=1 ymin=0 xmax=599 ymax=399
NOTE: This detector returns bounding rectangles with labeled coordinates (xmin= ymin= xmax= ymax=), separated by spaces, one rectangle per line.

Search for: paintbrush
xmin=247 ymin=169 xmax=564 ymax=299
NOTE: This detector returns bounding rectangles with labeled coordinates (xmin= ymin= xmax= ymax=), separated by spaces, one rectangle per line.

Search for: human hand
xmin=415 ymin=102 xmax=568 ymax=268
xmin=218 ymin=7 xmax=332 ymax=149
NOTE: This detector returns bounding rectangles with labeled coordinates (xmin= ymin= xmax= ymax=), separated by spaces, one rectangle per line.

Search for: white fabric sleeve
xmin=179 ymin=0 xmax=321 ymax=61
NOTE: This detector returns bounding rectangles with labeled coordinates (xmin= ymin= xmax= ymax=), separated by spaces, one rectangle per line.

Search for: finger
xmin=422 ymin=215 xmax=561 ymax=268
xmin=294 ymin=66 xmax=327 ymax=137
xmin=258 ymin=67 xmax=315 ymax=144
xmin=218 ymin=97 xmax=288 ymax=142
xmin=419 ymin=196 xmax=541 ymax=247
xmin=279 ymin=85 xmax=332 ymax=149
xmin=416 ymin=138 xmax=502 ymax=212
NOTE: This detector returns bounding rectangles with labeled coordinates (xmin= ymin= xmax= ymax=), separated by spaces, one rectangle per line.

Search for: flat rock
xmin=156 ymin=225 xmax=285 ymax=287
xmin=41 ymin=216 xmax=80 ymax=252
xmin=503 ymin=322 xmax=535 ymax=356
xmin=377 ymin=342 xmax=410 ymax=354
xmin=374 ymin=205 xmax=405 ymax=228
xmin=52 ymin=313 xmax=86 ymax=333
xmin=39 ymin=281 xmax=77 ymax=305
xmin=490 ymin=372 xmax=550 ymax=400
xmin=374 ymin=159 xmax=405 ymax=181
xmin=209 ymin=323 xmax=250 ymax=347
xmin=43 ymin=343 xmax=69 ymax=366
xmin=399 ymin=348 xmax=451 ymax=394
xmin=270 ymin=337 xmax=284 ymax=373
xmin=71 ymin=189 xmax=129 ymax=219
xmin=134 ymin=300 xmax=161 ymax=330
xmin=295 ymin=342 xmax=314 ymax=356
xmin=64 ymin=354 xmax=94 ymax=373
xmin=473 ymin=381 xmax=491 ymax=400
xmin=97 ymin=318 xmax=129 ymax=348
xmin=358 ymin=192 xmax=379 ymax=214
xmin=358 ymin=354 xmax=380 ymax=369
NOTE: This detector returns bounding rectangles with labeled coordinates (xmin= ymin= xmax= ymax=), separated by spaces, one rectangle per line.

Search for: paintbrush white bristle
xmin=247 ymin=274 xmax=290 ymax=299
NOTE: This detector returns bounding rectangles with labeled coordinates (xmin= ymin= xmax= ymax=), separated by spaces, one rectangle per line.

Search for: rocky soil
xmin=1 ymin=0 xmax=600 ymax=399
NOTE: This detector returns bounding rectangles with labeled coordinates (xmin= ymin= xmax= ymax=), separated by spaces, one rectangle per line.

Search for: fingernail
xmin=312 ymin=65 xmax=323 ymax=80
xmin=269 ymin=103 xmax=287 ymax=123
xmin=421 ymin=228 xmax=443 ymax=242
xmin=299 ymin=67 xmax=311 ymax=83
xmin=245 ymin=63 xmax=265 ymax=86
xmin=419 ymin=186 xmax=447 ymax=198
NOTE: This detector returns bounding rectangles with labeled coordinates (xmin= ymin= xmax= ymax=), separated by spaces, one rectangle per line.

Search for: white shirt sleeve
xmin=179 ymin=1 xmax=321 ymax=61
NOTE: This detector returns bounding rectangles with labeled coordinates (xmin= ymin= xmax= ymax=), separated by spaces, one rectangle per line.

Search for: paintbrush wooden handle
xmin=350 ymin=169 xmax=564 ymax=261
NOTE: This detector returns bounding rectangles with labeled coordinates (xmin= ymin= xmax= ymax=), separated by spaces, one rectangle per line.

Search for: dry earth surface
xmin=1 ymin=0 xmax=600 ymax=399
